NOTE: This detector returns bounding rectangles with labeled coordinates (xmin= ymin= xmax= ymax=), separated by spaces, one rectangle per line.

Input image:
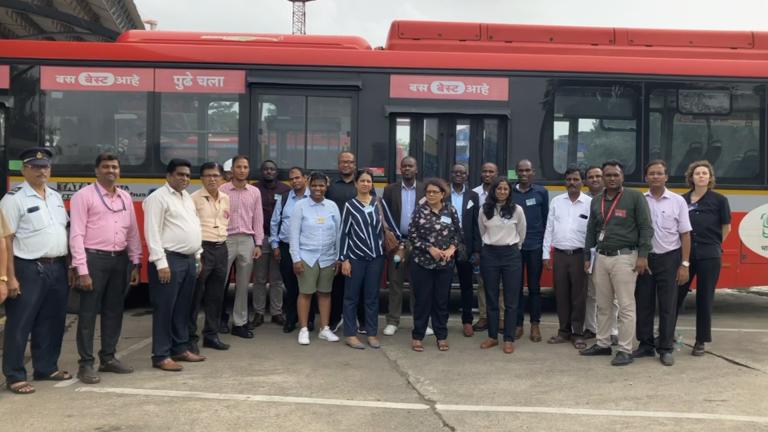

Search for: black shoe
xmin=271 ymin=314 xmax=286 ymax=326
xmin=77 ymin=364 xmax=100 ymax=384
xmin=252 ymin=313 xmax=264 ymax=328
xmin=98 ymin=358 xmax=134 ymax=374
xmin=203 ymin=338 xmax=231 ymax=350
xmin=582 ymin=329 xmax=597 ymax=339
xmin=580 ymin=344 xmax=612 ymax=356
xmin=692 ymin=342 xmax=706 ymax=356
xmin=283 ymin=321 xmax=296 ymax=334
xmin=610 ymin=334 xmax=619 ymax=346
xmin=189 ymin=342 xmax=200 ymax=355
xmin=611 ymin=351 xmax=634 ymax=366
xmin=219 ymin=322 xmax=230 ymax=334
xmin=231 ymin=325 xmax=254 ymax=339
xmin=631 ymin=346 xmax=656 ymax=358
xmin=660 ymin=352 xmax=675 ymax=366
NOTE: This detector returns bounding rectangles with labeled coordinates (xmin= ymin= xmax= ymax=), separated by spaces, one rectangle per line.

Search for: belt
xmin=598 ymin=248 xmax=636 ymax=257
xmin=649 ymin=248 xmax=681 ymax=257
xmin=86 ymin=248 xmax=126 ymax=257
xmin=17 ymin=256 xmax=66 ymax=265
xmin=164 ymin=250 xmax=194 ymax=259
xmin=202 ymin=241 xmax=227 ymax=247
xmin=555 ymin=247 xmax=584 ymax=255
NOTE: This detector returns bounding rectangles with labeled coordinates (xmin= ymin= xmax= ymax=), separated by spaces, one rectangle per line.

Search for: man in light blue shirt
xmin=270 ymin=167 xmax=310 ymax=333
xmin=288 ymin=172 xmax=341 ymax=346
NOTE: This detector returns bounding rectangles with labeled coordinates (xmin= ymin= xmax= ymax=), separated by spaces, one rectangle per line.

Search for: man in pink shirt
xmin=69 ymin=153 xmax=142 ymax=384
xmin=219 ymin=155 xmax=264 ymax=338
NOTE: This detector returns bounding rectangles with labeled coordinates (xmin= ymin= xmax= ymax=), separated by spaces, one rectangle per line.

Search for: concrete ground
xmin=1 ymin=289 xmax=767 ymax=432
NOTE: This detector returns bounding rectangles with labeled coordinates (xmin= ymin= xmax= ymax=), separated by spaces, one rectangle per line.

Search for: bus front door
xmin=392 ymin=115 xmax=506 ymax=186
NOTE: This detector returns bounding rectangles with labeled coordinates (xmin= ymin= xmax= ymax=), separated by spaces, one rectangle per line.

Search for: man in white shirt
xmin=143 ymin=159 xmax=205 ymax=372
xmin=543 ymin=167 xmax=591 ymax=350
xmin=471 ymin=162 xmax=498 ymax=332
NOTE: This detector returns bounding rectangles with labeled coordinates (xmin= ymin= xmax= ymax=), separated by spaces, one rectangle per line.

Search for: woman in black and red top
xmin=676 ymin=160 xmax=731 ymax=356
xmin=408 ymin=178 xmax=463 ymax=352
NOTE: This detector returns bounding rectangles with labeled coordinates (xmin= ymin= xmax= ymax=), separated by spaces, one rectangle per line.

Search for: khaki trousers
xmin=226 ymin=234 xmax=255 ymax=327
xmin=593 ymin=252 xmax=638 ymax=354
xmin=585 ymin=273 xmax=618 ymax=335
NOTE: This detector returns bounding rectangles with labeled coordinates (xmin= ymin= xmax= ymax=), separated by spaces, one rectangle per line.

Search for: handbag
xmin=375 ymin=197 xmax=400 ymax=255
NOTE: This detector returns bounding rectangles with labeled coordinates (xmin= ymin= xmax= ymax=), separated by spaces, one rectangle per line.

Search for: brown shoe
xmin=462 ymin=323 xmax=474 ymax=337
xmin=153 ymin=358 xmax=183 ymax=372
xmin=530 ymin=324 xmax=542 ymax=342
xmin=171 ymin=351 xmax=207 ymax=362
xmin=472 ymin=318 xmax=489 ymax=331
xmin=515 ymin=326 xmax=524 ymax=340
xmin=480 ymin=338 xmax=499 ymax=349
xmin=503 ymin=341 xmax=515 ymax=354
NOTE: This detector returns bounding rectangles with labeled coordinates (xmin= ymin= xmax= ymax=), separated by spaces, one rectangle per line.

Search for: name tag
xmin=364 ymin=206 xmax=374 ymax=214
xmin=614 ymin=209 xmax=627 ymax=218
xmin=440 ymin=215 xmax=451 ymax=225
xmin=526 ymin=198 xmax=536 ymax=206
xmin=316 ymin=217 xmax=326 ymax=225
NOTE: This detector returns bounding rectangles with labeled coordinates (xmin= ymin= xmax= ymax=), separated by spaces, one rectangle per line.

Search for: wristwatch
xmin=681 ymin=261 xmax=690 ymax=268
xmin=0 ymin=276 xmax=8 ymax=282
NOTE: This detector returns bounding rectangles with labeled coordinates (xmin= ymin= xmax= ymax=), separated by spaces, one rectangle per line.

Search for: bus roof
xmin=2 ymin=20 xmax=768 ymax=79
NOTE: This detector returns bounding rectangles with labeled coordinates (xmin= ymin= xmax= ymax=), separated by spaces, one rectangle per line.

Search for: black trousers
xmin=410 ymin=261 xmax=452 ymax=341
xmin=481 ymin=245 xmax=522 ymax=342
xmin=149 ymin=252 xmax=196 ymax=363
xmin=76 ymin=251 xmax=130 ymax=366
xmin=190 ymin=242 xmax=229 ymax=344
xmin=675 ymin=254 xmax=721 ymax=344
xmin=552 ymin=249 xmax=587 ymax=338
xmin=456 ymin=259 xmax=475 ymax=324
xmin=517 ymin=248 xmax=543 ymax=325
xmin=3 ymin=257 xmax=68 ymax=384
xmin=636 ymin=248 xmax=681 ymax=353
xmin=279 ymin=242 xmax=317 ymax=327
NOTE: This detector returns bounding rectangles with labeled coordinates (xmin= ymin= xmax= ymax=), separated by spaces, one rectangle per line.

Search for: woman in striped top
xmin=339 ymin=169 xmax=401 ymax=349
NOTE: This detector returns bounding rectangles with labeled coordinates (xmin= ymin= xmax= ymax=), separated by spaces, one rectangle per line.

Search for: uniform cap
xmin=19 ymin=147 xmax=53 ymax=167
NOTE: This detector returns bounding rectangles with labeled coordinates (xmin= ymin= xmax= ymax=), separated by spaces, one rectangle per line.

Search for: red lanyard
xmin=600 ymin=190 xmax=623 ymax=229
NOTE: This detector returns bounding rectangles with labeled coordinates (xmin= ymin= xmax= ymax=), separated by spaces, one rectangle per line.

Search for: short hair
xmin=288 ymin=166 xmax=306 ymax=176
xmin=685 ymin=160 xmax=716 ymax=189
xmin=644 ymin=159 xmax=668 ymax=176
xmin=260 ymin=159 xmax=278 ymax=169
xmin=401 ymin=156 xmax=417 ymax=166
xmin=166 ymin=158 xmax=191 ymax=174
xmin=516 ymin=159 xmax=533 ymax=169
xmin=354 ymin=168 xmax=375 ymax=182
xmin=94 ymin=153 xmax=120 ymax=168
xmin=308 ymin=171 xmax=329 ymax=185
xmin=601 ymin=160 xmax=624 ymax=172
xmin=564 ymin=166 xmax=582 ymax=178
xmin=584 ymin=165 xmax=602 ymax=177
xmin=231 ymin=155 xmax=249 ymax=165
xmin=423 ymin=177 xmax=448 ymax=195
xmin=200 ymin=161 xmax=223 ymax=176
xmin=338 ymin=151 xmax=355 ymax=161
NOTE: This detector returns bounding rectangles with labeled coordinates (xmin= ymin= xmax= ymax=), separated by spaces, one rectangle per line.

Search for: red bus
xmin=1 ymin=20 xmax=767 ymax=288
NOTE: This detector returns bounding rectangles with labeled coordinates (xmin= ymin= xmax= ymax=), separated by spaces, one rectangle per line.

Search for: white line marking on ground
xmin=74 ymin=386 xmax=768 ymax=425
xmin=437 ymin=404 xmax=768 ymax=425
xmin=75 ymin=387 xmax=429 ymax=410
xmin=55 ymin=337 xmax=152 ymax=388
xmin=536 ymin=320 xmax=768 ymax=334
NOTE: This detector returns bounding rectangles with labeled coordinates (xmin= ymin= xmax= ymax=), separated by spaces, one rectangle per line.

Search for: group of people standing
xmin=0 ymin=145 xmax=731 ymax=394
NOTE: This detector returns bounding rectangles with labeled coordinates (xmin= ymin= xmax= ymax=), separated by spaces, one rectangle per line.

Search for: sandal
xmin=436 ymin=340 xmax=449 ymax=352
xmin=572 ymin=338 xmax=587 ymax=350
xmin=7 ymin=381 xmax=35 ymax=394
xmin=34 ymin=370 xmax=72 ymax=381
xmin=411 ymin=339 xmax=424 ymax=352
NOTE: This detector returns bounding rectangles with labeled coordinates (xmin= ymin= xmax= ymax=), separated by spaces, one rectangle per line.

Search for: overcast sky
xmin=134 ymin=0 xmax=768 ymax=47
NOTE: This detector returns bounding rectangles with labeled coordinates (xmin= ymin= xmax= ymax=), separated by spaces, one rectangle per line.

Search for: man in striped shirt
xmin=219 ymin=155 xmax=264 ymax=339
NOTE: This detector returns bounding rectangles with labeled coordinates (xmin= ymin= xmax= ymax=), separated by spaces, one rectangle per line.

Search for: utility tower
xmin=288 ymin=0 xmax=316 ymax=35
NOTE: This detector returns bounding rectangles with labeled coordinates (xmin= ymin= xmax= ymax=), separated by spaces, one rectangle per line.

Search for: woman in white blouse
xmin=478 ymin=177 xmax=527 ymax=354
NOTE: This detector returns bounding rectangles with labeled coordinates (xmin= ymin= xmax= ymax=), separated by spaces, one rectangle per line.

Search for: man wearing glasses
xmin=69 ymin=153 xmax=142 ymax=384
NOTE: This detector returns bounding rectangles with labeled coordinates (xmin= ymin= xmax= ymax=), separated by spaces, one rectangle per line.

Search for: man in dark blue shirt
xmin=511 ymin=159 xmax=549 ymax=342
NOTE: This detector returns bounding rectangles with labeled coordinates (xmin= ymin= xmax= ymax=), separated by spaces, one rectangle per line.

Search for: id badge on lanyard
xmin=600 ymin=190 xmax=623 ymax=242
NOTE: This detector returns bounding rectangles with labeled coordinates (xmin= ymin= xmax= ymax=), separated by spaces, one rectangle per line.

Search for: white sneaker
xmin=318 ymin=326 xmax=340 ymax=342
xmin=425 ymin=326 xmax=435 ymax=336
xmin=298 ymin=327 xmax=310 ymax=345
xmin=383 ymin=324 xmax=398 ymax=336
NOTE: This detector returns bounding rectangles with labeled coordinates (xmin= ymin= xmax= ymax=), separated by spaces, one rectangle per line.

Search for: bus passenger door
xmin=392 ymin=115 xmax=506 ymax=186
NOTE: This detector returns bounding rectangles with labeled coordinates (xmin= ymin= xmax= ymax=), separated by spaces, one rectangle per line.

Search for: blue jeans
xmin=342 ymin=256 xmax=385 ymax=337
xmin=3 ymin=258 xmax=68 ymax=384
xmin=149 ymin=252 xmax=196 ymax=363
xmin=517 ymin=248 xmax=543 ymax=326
